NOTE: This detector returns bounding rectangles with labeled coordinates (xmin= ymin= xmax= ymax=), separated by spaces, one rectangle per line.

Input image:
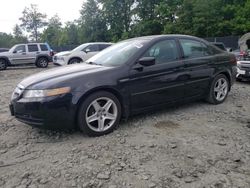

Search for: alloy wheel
xmin=85 ymin=97 xmax=118 ymax=132
xmin=214 ymin=78 xmax=228 ymax=101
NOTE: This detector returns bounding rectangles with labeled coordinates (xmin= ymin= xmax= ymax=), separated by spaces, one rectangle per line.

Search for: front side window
xmin=28 ymin=44 xmax=39 ymax=52
xmin=14 ymin=45 xmax=26 ymax=53
xmin=142 ymin=40 xmax=179 ymax=64
xmin=85 ymin=44 xmax=99 ymax=52
xmin=99 ymin=44 xmax=111 ymax=51
xmin=180 ymin=39 xmax=210 ymax=58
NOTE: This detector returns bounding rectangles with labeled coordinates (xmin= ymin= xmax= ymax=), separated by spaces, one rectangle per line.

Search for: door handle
xmin=36 ymin=52 xmax=40 ymax=54
xmin=133 ymin=65 xmax=143 ymax=72
xmin=22 ymin=53 xmax=26 ymax=55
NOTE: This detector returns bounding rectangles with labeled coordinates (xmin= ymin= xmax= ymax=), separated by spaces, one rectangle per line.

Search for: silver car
xmin=0 ymin=43 xmax=53 ymax=71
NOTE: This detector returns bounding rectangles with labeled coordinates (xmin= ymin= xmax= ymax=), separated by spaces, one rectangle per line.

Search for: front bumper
xmin=236 ymin=61 xmax=250 ymax=79
xmin=53 ymin=57 xmax=67 ymax=66
xmin=10 ymin=94 xmax=76 ymax=130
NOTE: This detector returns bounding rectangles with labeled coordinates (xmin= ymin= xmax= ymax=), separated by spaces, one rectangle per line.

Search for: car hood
xmin=55 ymin=51 xmax=71 ymax=56
xmin=0 ymin=51 xmax=10 ymax=56
xmin=19 ymin=64 xmax=112 ymax=89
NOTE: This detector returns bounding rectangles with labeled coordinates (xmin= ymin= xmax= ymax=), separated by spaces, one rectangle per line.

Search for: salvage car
xmin=0 ymin=43 xmax=53 ymax=70
xmin=53 ymin=42 xmax=112 ymax=66
xmin=10 ymin=35 xmax=237 ymax=136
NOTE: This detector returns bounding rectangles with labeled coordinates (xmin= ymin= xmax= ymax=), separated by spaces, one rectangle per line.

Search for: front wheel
xmin=77 ymin=91 xmax=121 ymax=136
xmin=207 ymin=74 xmax=229 ymax=104
xmin=68 ymin=58 xmax=81 ymax=65
xmin=0 ymin=59 xmax=7 ymax=71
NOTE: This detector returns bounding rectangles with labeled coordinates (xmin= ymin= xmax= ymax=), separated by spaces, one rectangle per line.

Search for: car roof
xmin=14 ymin=43 xmax=48 ymax=45
xmin=83 ymin=42 xmax=113 ymax=45
xmin=123 ymin=34 xmax=209 ymax=43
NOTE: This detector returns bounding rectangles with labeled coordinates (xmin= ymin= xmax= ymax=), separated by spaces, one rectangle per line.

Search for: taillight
xmin=50 ymin=51 xmax=54 ymax=56
xmin=230 ymin=55 xmax=237 ymax=65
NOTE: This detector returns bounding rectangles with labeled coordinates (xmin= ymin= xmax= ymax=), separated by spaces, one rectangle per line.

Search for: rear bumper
xmin=10 ymin=94 xmax=76 ymax=130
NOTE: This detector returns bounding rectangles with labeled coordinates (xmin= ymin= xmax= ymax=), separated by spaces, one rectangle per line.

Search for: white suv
xmin=53 ymin=42 xmax=112 ymax=66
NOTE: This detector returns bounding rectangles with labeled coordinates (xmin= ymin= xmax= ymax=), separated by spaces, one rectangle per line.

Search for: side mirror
xmin=13 ymin=50 xmax=17 ymax=54
xmin=84 ymin=49 xmax=91 ymax=53
xmin=138 ymin=57 xmax=155 ymax=66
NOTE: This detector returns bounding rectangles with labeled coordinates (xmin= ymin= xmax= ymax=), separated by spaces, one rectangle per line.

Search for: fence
xmin=205 ymin=36 xmax=240 ymax=50
xmin=51 ymin=36 xmax=241 ymax=52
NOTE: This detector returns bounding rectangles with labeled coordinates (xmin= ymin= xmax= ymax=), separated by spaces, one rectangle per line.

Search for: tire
xmin=206 ymin=74 xmax=229 ymax=104
xmin=0 ymin=59 xmax=7 ymax=71
xmin=36 ymin=57 xmax=48 ymax=68
xmin=68 ymin=58 xmax=81 ymax=65
xmin=77 ymin=91 xmax=122 ymax=137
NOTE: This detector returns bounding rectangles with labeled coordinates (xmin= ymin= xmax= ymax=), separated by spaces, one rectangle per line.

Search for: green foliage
xmin=19 ymin=4 xmax=47 ymax=42
xmin=41 ymin=15 xmax=62 ymax=47
xmin=1 ymin=1 xmax=250 ymax=48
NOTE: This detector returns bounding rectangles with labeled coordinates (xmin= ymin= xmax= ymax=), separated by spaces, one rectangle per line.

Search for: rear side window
xmin=28 ymin=44 xmax=39 ymax=52
xmin=99 ymin=44 xmax=111 ymax=51
xmin=142 ymin=39 xmax=179 ymax=64
xmin=40 ymin=44 xmax=48 ymax=51
xmin=180 ymin=39 xmax=210 ymax=58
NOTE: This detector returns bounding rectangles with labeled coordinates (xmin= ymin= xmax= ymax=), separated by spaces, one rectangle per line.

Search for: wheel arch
xmin=35 ymin=55 xmax=50 ymax=64
xmin=68 ymin=57 xmax=83 ymax=64
xmin=214 ymin=70 xmax=232 ymax=91
xmin=0 ymin=56 xmax=11 ymax=66
xmin=74 ymin=87 xmax=128 ymax=127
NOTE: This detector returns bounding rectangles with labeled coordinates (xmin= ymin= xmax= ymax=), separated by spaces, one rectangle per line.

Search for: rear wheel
xmin=0 ymin=59 xmax=7 ymax=71
xmin=207 ymin=74 xmax=229 ymax=104
xmin=78 ymin=91 xmax=121 ymax=136
xmin=36 ymin=57 xmax=49 ymax=68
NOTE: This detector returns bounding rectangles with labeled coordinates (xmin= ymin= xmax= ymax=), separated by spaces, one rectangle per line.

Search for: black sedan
xmin=10 ymin=35 xmax=237 ymax=136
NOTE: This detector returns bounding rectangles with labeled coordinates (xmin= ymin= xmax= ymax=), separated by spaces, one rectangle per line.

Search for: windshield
xmin=72 ymin=44 xmax=89 ymax=52
xmin=86 ymin=39 xmax=149 ymax=67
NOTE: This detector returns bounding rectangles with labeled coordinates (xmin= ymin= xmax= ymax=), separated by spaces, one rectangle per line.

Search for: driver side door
xmin=129 ymin=39 xmax=187 ymax=112
xmin=9 ymin=45 xmax=27 ymax=65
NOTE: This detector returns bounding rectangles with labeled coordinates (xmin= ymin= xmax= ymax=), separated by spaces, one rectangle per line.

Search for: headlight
xmin=23 ymin=87 xmax=71 ymax=98
xmin=57 ymin=56 xmax=65 ymax=61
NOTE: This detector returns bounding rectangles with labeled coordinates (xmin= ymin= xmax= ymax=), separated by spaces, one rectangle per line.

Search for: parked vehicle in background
xmin=53 ymin=42 xmax=112 ymax=66
xmin=0 ymin=43 xmax=53 ymax=71
xmin=0 ymin=48 xmax=9 ymax=52
xmin=210 ymin=42 xmax=227 ymax=51
xmin=10 ymin=35 xmax=237 ymax=136
xmin=236 ymin=59 xmax=250 ymax=81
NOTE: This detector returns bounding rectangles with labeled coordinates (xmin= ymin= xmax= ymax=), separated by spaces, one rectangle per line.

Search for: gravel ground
xmin=0 ymin=65 xmax=250 ymax=188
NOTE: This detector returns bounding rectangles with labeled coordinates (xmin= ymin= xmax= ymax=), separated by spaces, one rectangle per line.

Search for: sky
xmin=0 ymin=0 xmax=84 ymax=34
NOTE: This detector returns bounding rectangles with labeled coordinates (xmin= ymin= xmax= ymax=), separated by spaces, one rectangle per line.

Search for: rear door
xmin=27 ymin=44 xmax=39 ymax=63
xmin=179 ymin=39 xmax=214 ymax=98
xmin=129 ymin=39 xmax=187 ymax=111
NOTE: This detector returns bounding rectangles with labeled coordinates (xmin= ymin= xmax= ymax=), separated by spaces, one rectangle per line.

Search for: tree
xmin=101 ymin=0 xmax=135 ymax=41
xmin=79 ymin=0 xmax=108 ymax=42
xmin=41 ymin=15 xmax=62 ymax=47
xmin=19 ymin=4 xmax=47 ymax=42
xmin=12 ymin=24 xmax=28 ymax=44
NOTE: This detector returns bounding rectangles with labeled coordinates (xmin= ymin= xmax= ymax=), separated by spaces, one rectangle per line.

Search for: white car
xmin=237 ymin=60 xmax=250 ymax=81
xmin=53 ymin=42 xmax=112 ymax=66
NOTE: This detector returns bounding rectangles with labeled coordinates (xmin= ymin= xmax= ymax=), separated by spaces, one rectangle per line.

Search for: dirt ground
xmin=0 ymin=65 xmax=250 ymax=188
